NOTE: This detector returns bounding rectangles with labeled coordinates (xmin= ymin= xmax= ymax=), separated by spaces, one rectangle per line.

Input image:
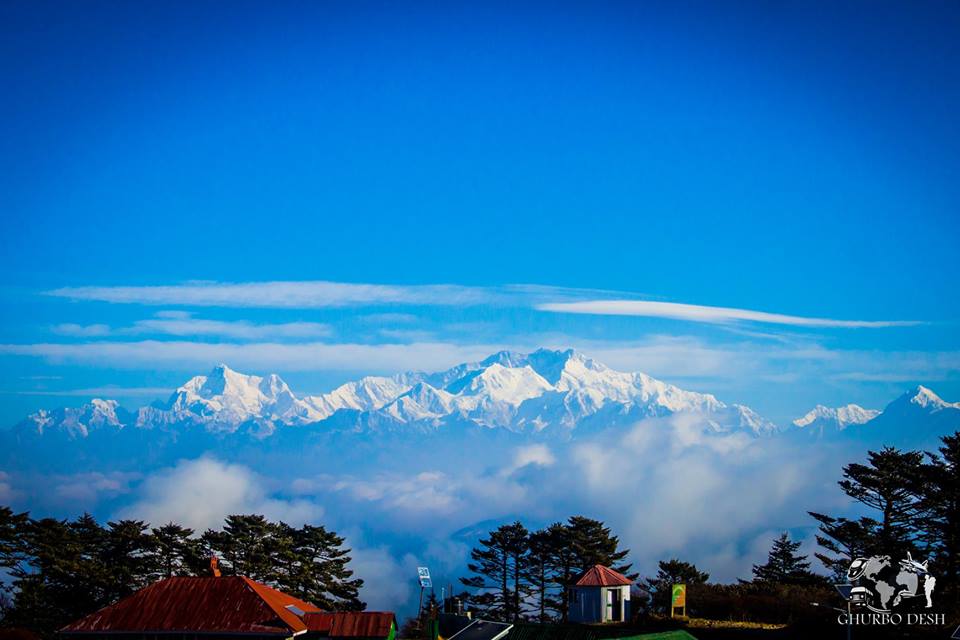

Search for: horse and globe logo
xmin=846 ymin=552 xmax=936 ymax=613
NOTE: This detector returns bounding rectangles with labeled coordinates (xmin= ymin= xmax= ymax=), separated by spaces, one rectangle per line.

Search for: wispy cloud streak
xmin=537 ymin=299 xmax=921 ymax=328
xmin=46 ymin=281 xmax=592 ymax=309
xmin=0 ymin=340 xmax=509 ymax=373
xmin=46 ymin=281 xmax=920 ymax=329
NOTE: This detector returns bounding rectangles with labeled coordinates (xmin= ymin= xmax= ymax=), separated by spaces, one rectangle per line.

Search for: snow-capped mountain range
xmin=12 ymin=349 xmax=776 ymax=439
xmin=10 ymin=349 xmax=960 ymax=442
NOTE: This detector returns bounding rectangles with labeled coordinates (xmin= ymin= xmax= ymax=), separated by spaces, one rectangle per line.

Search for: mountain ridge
xmin=11 ymin=350 xmax=959 ymax=443
xmin=12 ymin=348 xmax=778 ymax=438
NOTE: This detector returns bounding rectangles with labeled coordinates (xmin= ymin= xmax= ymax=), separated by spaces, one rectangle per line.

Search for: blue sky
xmin=1 ymin=0 xmax=958 ymax=426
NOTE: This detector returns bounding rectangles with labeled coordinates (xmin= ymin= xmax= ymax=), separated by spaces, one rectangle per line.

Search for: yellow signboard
xmin=670 ymin=583 xmax=686 ymax=617
xmin=671 ymin=584 xmax=686 ymax=607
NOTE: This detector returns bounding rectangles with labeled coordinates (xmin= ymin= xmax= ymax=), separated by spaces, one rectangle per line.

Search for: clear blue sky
xmin=1 ymin=0 xmax=958 ymax=425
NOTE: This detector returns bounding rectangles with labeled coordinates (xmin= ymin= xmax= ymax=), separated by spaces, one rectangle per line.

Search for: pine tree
xmin=566 ymin=516 xmax=636 ymax=579
xmin=7 ymin=515 xmax=109 ymax=636
xmin=643 ymin=559 xmax=709 ymax=614
xmin=101 ymin=519 xmax=157 ymax=602
xmin=751 ymin=533 xmax=819 ymax=584
xmin=808 ymin=512 xmax=879 ymax=581
xmin=151 ymin=522 xmax=204 ymax=578
xmin=526 ymin=529 xmax=552 ymax=623
xmin=287 ymin=523 xmax=365 ymax=610
xmin=3 ymin=510 xmax=367 ymax=636
xmin=837 ymin=447 xmax=927 ymax=557
xmin=203 ymin=514 xmax=276 ymax=580
xmin=810 ymin=446 xmax=928 ymax=580
xmin=460 ymin=521 xmax=529 ymax=622
xmin=543 ymin=522 xmax=576 ymax=622
xmin=921 ymin=432 xmax=960 ymax=610
xmin=0 ymin=506 xmax=27 ymax=570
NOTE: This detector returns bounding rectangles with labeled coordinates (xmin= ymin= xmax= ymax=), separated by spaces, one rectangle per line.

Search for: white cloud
xmin=333 ymin=472 xmax=462 ymax=515
xmin=358 ymin=313 xmax=421 ymax=325
xmin=559 ymin=416 xmax=841 ymax=581
xmin=128 ymin=317 xmax=332 ymax=340
xmin=46 ymin=281 xmax=510 ymax=308
xmin=155 ymin=310 xmax=192 ymax=319
xmin=52 ymin=323 xmax=111 ymax=337
xmin=46 ymin=280 xmax=919 ymax=331
xmin=347 ymin=542 xmax=419 ymax=611
xmin=537 ymin=299 xmax=920 ymax=328
xmin=110 ymin=457 xmax=411 ymax=611
xmin=501 ymin=444 xmax=556 ymax=477
xmin=117 ymin=457 xmax=322 ymax=530
xmin=0 ymin=340 xmax=510 ymax=373
xmin=53 ymin=471 xmax=139 ymax=505
xmin=51 ymin=315 xmax=333 ymax=341
xmin=0 ymin=472 xmax=19 ymax=503
xmin=8 ymin=386 xmax=171 ymax=397
xmin=281 ymin=414 xmax=847 ymax=585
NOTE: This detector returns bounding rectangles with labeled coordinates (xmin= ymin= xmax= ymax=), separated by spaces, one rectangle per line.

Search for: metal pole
xmin=846 ymin=599 xmax=851 ymax=640
xmin=418 ymin=585 xmax=425 ymax=629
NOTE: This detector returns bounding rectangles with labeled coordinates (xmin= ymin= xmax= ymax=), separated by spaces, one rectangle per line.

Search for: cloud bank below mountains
xmin=8 ymin=415 xmax=854 ymax=614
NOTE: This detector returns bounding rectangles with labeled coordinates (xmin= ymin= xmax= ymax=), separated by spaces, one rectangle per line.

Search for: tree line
xmin=0 ymin=512 xmax=364 ymax=637
xmin=3 ymin=431 xmax=959 ymax=634
xmin=459 ymin=516 xmax=637 ymax=623
xmin=457 ymin=431 xmax=960 ymax=625
xmin=457 ymin=517 xmax=826 ymax=625
xmin=810 ymin=432 xmax=960 ymax=604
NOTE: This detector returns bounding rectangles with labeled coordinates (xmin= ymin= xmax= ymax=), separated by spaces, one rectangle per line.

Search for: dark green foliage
xmin=810 ymin=445 xmax=929 ymax=581
xmin=686 ymin=582 xmax=835 ymax=625
xmin=460 ymin=521 xmax=530 ymax=622
xmin=564 ymin=516 xmax=636 ymax=580
xmin=751 ymin=532 xmax=822 ymax=585
xmin=0 ymin=510 xmax=364 ymax=637
xmin=285 ymin=523 xmax=365 ymax=610
xmin=0 ymin=507 xmax=28 ymax=612
xmin=102 ymin=519 xmax=158 ymax=602
xmin=837 ymin=447 xmax=927 ymax=556
xmin=525 ymin=529 xmax=553 ymax=623
xmin=202 ymin=514 xmax=275 ymax=580
xmin=642 ymin=559 xmax=709 ymax=614
xmin=808 ymin=432 xmax=960 ymax=621
xmin=545 ymin=517 xmax=636 ymax=622
xmin=460 ymin=516 xmax=635 ymax=623
xmin=807 ymin=512 xmax=878 ymax=581
xmin=150 ymin=522 xmax=204 ymax=577
xmin=399 ymin=591 xmax=440 ymax=639
xmin=920 ymin=432 xmax=960 ymax=610
xmin=5 ymin=515 xmax=111 ymax=635
xmin=199 ymin=515 xmax=363 ymax=610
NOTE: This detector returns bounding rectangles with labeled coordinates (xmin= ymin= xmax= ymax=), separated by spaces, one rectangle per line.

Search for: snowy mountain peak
xmin=11 ymin=349 xmax=787 ymax=438
xmin=20 ymin=399 xmax=126 ymax=439
xmin=906 ymin=385 xmax=957 ymax=409
xmin=158 ymin=365 xmax=321 ymax=432
xmin=792 ymin=403 xmax=881 ymax=432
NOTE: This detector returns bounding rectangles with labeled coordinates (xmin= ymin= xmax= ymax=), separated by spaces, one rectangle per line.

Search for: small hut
xmin=567 ymin=565 xmax=632 ymax=624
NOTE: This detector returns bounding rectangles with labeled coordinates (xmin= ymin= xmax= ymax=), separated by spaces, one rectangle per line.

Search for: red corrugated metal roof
xmin=304 ymin=612 xmax=396 ymax=637
xmin=60 ymin=576 xmax=321 ymax=635
xmin=573 ymin=564 xmax=632 ymax=587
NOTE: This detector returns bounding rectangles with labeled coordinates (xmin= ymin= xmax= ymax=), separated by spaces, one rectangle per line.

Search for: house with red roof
xmin=567 ymin=565 xmax=633 ymax=624
xmin=58 ymin=575 xmax=396 ymax=640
